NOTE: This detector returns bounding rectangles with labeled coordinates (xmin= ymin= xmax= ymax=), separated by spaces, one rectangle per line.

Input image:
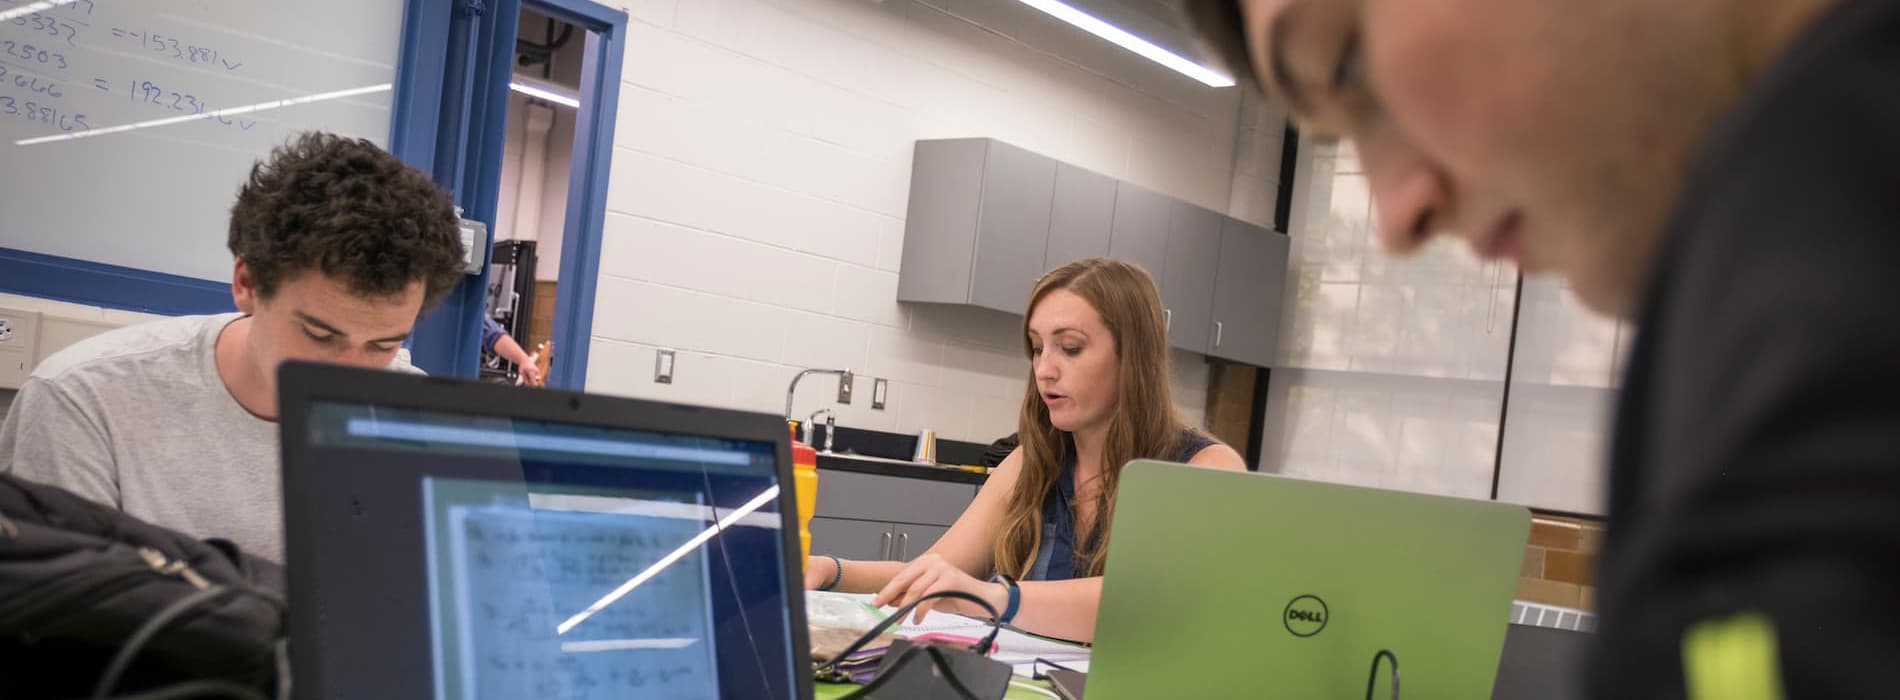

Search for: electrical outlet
xmin=654 ymin=349 xmax=675 ymax=384
xmin=872 ymin=378 xmax=888 ymax=410
xmin=0 ymin=308 xmax=43 ymax=390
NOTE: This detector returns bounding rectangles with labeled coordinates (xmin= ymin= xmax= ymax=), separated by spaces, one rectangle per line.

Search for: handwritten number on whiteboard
xmin=0 ymin=96 xmax=15 ymax=116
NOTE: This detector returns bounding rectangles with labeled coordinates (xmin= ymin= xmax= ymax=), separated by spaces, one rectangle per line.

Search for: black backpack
xmin=0 ymin=474 xmax=286 ymax=699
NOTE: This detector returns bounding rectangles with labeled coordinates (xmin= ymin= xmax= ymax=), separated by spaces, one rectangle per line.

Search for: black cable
xmin=814 ymin=589 xmax=1002 ymax=678
xmin=92 ymin=582 xmax=287 ymax=700
xmin=1364 ymin=649 xmax=1399 ymax=700
xmin=97 ymin=680 xmax=269 ymax=700
xmin=92 ymin=585 xmax=238 ymax=699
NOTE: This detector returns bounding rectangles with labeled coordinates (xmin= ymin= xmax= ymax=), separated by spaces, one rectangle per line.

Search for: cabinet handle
xmin=1215 ymin=321 xmax=1224 ymax=347
xmin=881 ymin=531 xmax=893 ymax=560
xmin=898 ymin=533 xmax=911 ymax=560
xmin=1164 ymin=309 xmax=1172 ymax=332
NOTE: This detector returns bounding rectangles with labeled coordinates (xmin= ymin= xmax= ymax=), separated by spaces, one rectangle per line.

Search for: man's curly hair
xmin=228 ymin=132 xmax=465 ymax=305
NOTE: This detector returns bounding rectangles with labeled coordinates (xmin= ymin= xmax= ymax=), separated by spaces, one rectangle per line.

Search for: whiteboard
xmin=0 ymin=0 xmax=406 ymax=282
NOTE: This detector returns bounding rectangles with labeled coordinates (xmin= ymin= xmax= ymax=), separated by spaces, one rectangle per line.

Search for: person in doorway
xmin=0 ymin=132 xmax=466 ymax=562
xmin=1187 ymin=0 xmax=1900 ymax=695
xmin=805 ymin=258 xmax=1247 ymax=642
xmin=483 ymin=315 xmax=545 ymax=387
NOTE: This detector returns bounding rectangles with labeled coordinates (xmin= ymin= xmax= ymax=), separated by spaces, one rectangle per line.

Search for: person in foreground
xmin=1188 ymin=0 xmax=1900 ymax=695
xmin=807 ymin=258 xmax=1246 ymax=642
xmin=0 ymin=132 xmax=466 ymax=562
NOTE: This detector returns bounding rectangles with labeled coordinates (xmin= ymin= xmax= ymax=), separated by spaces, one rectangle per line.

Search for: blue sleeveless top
xmin=1024 ymin=430 xmax=1217 ymax=581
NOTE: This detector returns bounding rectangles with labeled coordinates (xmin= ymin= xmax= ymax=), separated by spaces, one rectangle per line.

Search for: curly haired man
xmin=0 ymin=132 xmax=465 ymax=562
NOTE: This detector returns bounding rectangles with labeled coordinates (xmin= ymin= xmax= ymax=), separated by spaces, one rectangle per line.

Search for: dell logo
xmin=1283 ymin=595 xmax=1329 ymax=637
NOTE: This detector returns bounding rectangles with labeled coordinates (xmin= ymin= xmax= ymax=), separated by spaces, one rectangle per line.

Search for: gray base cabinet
xmin=810 ymin=517 xmax=897 ymax=562
xmin=891 ymin=523 xmax=951 ymax=561
xmin=810 ymin=468 xmax=975 ymax=562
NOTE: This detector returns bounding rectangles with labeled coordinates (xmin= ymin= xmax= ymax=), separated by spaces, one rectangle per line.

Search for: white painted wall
xmin=587 ymin=0 xmax=1284 ymax=443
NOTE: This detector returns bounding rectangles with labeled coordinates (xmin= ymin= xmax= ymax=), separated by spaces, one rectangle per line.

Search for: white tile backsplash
xmin=587 ymin=0 xmax=1271 ymax=442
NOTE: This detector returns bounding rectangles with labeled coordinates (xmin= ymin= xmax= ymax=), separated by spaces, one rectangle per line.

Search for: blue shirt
xmin=480 ymin=316 xmax=505 ymax=356
xmin=1025 ymin=430 xmax=1216 ymax=581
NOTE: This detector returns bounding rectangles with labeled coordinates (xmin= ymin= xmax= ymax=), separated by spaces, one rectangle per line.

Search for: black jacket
xmin=1589 ymin=0 xmax=1900 ymax=696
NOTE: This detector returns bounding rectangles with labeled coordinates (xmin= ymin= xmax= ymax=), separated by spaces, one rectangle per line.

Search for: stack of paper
xmin=808 ymin=592 xmax=1093 ymax=678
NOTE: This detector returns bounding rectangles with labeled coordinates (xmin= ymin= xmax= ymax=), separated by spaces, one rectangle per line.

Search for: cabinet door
xmin=897 ymin=139 xmax=987 ymax=306
xmin=891 ymin=523 xmax=952 ymax=562
xmin=1108 ymin=182 xmax=1171 ymax=284
xmin=814 ymin=469 xmax=974 ymax=526
xmin=970 ymin=141 xmax=1056 ymax=315
xmin=1210 ymin=218 xmax=1290 ymax=366
xmin=1161 ymin=204 xmax=1222 ymax=353
xmin=810 ymin=517 xmax=896 ymax=561
xmin=1044 ymin=164 xmax=1116 ymax=271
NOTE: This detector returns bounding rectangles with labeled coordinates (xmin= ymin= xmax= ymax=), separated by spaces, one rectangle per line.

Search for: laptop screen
xmin=299 ymin=400 xmax=797 ymax=700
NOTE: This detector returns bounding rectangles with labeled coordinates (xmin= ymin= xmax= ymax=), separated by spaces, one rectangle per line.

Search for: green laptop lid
xmin=1088 ymin=461 xmax=1531 ymax=699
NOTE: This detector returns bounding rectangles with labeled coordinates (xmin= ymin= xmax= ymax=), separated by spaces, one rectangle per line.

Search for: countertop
xmin=815 ymin=451 xmax=988 ymax=485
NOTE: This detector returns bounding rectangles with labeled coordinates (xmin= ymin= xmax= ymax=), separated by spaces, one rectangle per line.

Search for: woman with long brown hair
xmin=804 ymin=257 xmax=1246 ymax=642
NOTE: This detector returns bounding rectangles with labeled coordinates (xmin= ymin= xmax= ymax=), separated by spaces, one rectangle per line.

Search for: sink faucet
xmin=785 ymin=367 xmax=853 ymax=421
xmin=806 ymin=409 xmax=837 ymax=452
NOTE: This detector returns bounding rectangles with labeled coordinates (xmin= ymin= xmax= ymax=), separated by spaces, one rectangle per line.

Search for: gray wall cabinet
xmin=1208 ymin=218 xmax=1291 ymax=366
xmin=1044 ymin=164 xmax=1117 ymax=271
xmin=1161 ymin=203 xmax=1222 ymax=353
xmin=901 ymin=138 xmax=1289 ymax=367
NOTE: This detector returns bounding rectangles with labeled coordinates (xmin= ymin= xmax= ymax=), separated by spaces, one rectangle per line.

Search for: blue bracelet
xmin=989 ymin=573 xmax=1021 ymax=624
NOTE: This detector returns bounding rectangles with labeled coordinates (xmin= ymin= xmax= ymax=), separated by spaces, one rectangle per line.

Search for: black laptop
xmin=277 ymin=362 xmax=812 ymax=700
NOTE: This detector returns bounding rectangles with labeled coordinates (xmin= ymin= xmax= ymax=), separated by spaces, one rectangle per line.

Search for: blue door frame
xmin=405 ymin=0 xmax=625 ymax=390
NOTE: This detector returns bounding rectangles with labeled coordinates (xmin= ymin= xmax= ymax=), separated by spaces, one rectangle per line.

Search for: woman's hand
xmin=872 ymin=553 xmax=1008 ymax=624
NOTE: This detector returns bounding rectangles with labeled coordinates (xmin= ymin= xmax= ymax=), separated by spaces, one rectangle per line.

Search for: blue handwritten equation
xmin=3 ymin=0 xmax=89 ymax=47
xmin=108 ymin=27 xmax=242 ymax=71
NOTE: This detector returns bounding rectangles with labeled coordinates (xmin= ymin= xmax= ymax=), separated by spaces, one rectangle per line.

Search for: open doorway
xmin=451 ymin=0 xmax=623 ymax=390
xmin=482 ymin=7 xmax=583 ymax=386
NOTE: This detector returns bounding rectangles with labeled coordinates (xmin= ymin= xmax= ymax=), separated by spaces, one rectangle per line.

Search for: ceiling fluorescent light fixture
xmin=1014 ymin=0 xmax=1235 ymax=87
xmin=510 ymin=79 xmax=580 ymax=109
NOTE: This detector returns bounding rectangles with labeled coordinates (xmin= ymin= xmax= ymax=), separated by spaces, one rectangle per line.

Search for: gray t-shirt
xmin=0 ymin=312 xmax=416 ymax=562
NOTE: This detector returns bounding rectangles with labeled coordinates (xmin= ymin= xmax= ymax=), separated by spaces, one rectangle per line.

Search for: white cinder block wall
xmin=589 ymin=0 xmax=1285 ymax=444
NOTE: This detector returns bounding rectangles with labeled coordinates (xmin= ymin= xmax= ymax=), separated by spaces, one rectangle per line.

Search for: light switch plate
xmin=872 ymin=378 xmax=888 ymax=410
xmin=457 ymin=217 xmax=489 ymax=274
xmin=654 ymin=349 xmax=674 ymax=384
xmin=836 ymin=372 xmax=854 ymax=405
xmin=0 ymin=307 xmax=43 ymax=390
